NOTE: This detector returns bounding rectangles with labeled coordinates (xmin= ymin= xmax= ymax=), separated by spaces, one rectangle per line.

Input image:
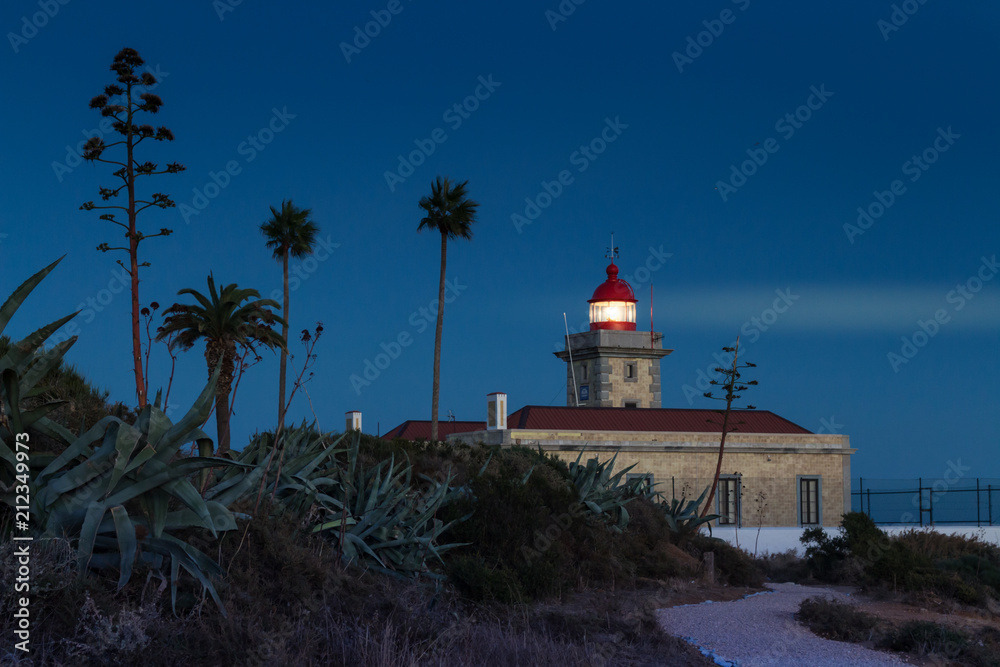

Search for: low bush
xmin=798 ymin=514 xmax=1000 ymax=607
xmin=686 ymin=534 xmax=764 ymax=587
xmin=878 ymin=620 xmax=969 ymax=656
xmin=795 ymin=596 xmax=879 ymax=643
xmin=758 ymin=549 xmax=811 ymax=583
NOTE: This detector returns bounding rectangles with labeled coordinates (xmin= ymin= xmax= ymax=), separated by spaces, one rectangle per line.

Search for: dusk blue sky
xmin=1 ymin=1 xmax=998 ymax=480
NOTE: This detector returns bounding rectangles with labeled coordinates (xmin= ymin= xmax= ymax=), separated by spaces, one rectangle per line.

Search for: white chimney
xmin=345 ymin=410 xmax=362 ymax=432
xmin=487 ymin=392 xmax=507 ymax=431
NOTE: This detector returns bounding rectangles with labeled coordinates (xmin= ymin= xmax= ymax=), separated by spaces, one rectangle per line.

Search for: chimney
xmin=487 ymin=392 xmax=507 ymax=431
xmin=345 ymin=410 xmax=362 ymax=432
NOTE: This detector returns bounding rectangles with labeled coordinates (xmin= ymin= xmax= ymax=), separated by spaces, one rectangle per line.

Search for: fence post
xmin=977 ymin=478 xmax=981 ymax=527
xmin=858 ymin=476 xmax=863 ymax=515
xmin=918 ymin=477 xmax=923 ymax=526
xmin=866 ymin=488 xmax=871 ymax=519
xmin=929 ymin=480 xmax=934 ymax=526
xmin=990 ymin=484 xmax=993 ymax=526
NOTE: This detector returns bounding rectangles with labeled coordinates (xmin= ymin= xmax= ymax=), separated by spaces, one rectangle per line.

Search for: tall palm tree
xmin=260 ymin=200 xmax=319 ymax=435
xmin=157 ymin=275 xmax=285 ymax=455
xmin=417 ymin=177 xmax=479 ymax=442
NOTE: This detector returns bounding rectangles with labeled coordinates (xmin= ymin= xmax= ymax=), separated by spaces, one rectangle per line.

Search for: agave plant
xmin=322 ymin=434 xmax=463 ymax=577
xmin=567 ymin=450 xmax=648 ymax=532
xmin=0 ymin=258 xmax=81 ymax=484
xmin=207 ymin=422 xmax=349 ymax=518
xmin=209 ymin=426 xmax=465 ymax=578
xmin=660 ymin=485 xmax=719 ymax=537
xmin=31 ymin=379 xmax=241 ymax=614
xmin=0 ymin=259 xmax=240 ymax=614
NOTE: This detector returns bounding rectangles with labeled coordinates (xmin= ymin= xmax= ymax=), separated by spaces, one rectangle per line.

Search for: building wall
xmin=449 ymin=428 xmax=853 ymax=528
xmin=546 ymin=448 xmax=845 ymax=528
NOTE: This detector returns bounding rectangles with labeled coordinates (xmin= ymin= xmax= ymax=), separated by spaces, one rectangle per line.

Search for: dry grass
xmin=0 ymin=504 xmax=715 ymax=667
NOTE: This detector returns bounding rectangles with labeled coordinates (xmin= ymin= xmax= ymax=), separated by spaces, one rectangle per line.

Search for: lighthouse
xmin=554 ymin=256 xmax=672 ymax=408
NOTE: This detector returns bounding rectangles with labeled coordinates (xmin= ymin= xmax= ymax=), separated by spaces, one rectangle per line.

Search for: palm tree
xmin=417 ymin=177 xmax=479 ymax=442
xmin=260 ymin=200 xmax=319 ymax=435
xmin=157 ymin=275 xmax=285 ymax=455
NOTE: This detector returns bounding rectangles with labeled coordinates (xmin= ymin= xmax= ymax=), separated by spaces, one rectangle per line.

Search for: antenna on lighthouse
xmin=605 ymin=232 xmax=619 ymax=261
xmin=564 ymin=313 xmax=580 ymax=407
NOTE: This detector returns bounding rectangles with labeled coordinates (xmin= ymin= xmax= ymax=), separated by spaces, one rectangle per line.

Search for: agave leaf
xmin=1 ymin=368 xmax=23 ymax=435
xmin=151 ymin=366 xmax=219 ymax=461
xmin=36 ymin=416 xmax=121 ymax=485
xmin=312 ymin=516 xmax=357 ymax=533
xmin=17 ymin=337 xmax=76 ymax=395
xmin=24 ymin=415 xmax=77 ymax=450
xmin=136 ymin=404 xmax=173 ymax=449
xmin=123 ymin=444 xmax=157 ymax=474
xmin=103 ymin=456 xmax=234 ymax=508
xmin=2 ymin=312 xmax=80 ymax=377
xmin=77 ymin=501 xmax=109 ymax=572
xmin=0 ymin=258 xmax=64 ymax=336
xmin=105 ymin=421 xmax=144 ymax=495
xmin=165 ymin=500 xmax=237 ymax=532
xmin=144 ymin=488 xmax=170 ymax=539
xmin=110 ymin=505 xmax=137 ymax=589
xmin=344 ymin=531 xmax=387 ymax=566
xmin=17 ymin=401 xmax=68 ymax=433
xmin=476 ymin=450 xmax=494 ymax=477
xmin=295 ymin=433 xmax=347 ymax=478
xmin=520 ymin=463 xmax=536 ymax=485
xmin=144 ymin=533 xmax=226 ymax=616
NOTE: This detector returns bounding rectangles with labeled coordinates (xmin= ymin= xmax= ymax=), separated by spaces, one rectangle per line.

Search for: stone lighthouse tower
xmin=554 ymin=258 xmax=671 ymax=408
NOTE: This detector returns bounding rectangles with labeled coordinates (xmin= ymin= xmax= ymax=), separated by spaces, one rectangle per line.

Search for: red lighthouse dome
xmin=588 ymin=262 xmax=637 ymax=331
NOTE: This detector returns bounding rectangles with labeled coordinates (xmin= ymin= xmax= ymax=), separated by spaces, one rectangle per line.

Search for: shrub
xmin=796 ymin=596 xmax=879 ymax=642
xmin=800 ymin=525 xmax=848 ymax=581
xmin=758 ymin=549 xmax=811 ymax=583
xmin=442 ymin=446 xmax=578 ymax=601
xmin=878 ymin=620 xmax=969 ymax=656
xmin=841 ymin=511 xmax=885 ymax=556
xmin=686 ymin=534 xmax=764 ymax=587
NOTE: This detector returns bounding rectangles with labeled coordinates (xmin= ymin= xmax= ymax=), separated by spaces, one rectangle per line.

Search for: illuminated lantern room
xmin=588 ymin=262 xmax=637 ymax=331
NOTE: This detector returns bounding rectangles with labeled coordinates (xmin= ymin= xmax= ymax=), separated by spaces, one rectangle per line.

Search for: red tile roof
xmin=507 ymin=406 xmax=811 ymax=434
xmin=382 ymin=406 xmax=810 ymax=440
xmin=382 ymin=420 xmax=486 ymax=440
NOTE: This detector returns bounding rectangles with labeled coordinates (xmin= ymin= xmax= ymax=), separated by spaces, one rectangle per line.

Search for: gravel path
xmin=657 ymin=583 xmax=908 ymax=667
